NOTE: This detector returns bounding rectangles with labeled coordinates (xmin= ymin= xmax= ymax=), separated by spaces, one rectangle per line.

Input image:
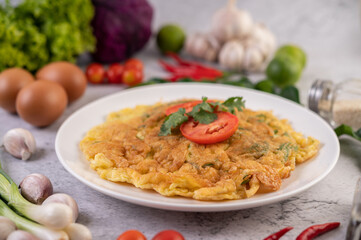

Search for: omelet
xmin=79 ymin=99 xmax=319 ymax=200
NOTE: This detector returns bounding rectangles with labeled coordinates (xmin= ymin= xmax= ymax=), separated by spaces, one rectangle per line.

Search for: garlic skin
xmin=20 ymin=173 xmax=53 ymax=204
xmin=185 ymin=33 xmax=220 ymax=62
xmin=0 ymin=216 xmax=16 ymax=240
xmin=43 ymin=193 xmax=79 ymax=223
xmin=2 ymin=128 xmax=36 ymax=160
xmin=64 ymin=223 xmax=92 ymax=240
xmin=219 ymin=40 xmax=244 ymax=70
xmin=7 ymin=230 xmax=39 ymax=240
xmin=248 ymin=23 xmax=277 ymax=59
xmin=211 ymin=0 xmax=253 ymax=43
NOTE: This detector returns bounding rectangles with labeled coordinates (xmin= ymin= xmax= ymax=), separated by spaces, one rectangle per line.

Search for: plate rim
xmin=55 ymin=82 xmax=340 ymax=212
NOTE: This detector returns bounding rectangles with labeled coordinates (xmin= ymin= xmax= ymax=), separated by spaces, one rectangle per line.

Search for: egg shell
xmin=36 ymin=62 xmax=87 ymax=103
xmin=16 ymin=80 xmax=68 ymax=127
xmin=0 ymin=68 xmax=35 ymax=113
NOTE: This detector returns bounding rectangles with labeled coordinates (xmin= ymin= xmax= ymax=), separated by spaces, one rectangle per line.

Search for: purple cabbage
xmin=91 ymin=0 xmax=153 ymax=63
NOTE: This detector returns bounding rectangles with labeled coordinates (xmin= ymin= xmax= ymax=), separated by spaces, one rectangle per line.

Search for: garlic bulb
xmin=248 ymin=23 xmax=277 ymax=59
xmin=185 ymin=33 xmax=221 ymax=61
xmin=211 ymin=0 xmax=253 ymax=43
xmin=219 ymin=40 xmax=244 ymax=70
xmin=2 ymin=128 xmax=36 ymax=160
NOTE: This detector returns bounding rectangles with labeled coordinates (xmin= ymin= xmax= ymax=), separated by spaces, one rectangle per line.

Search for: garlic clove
xmin=242 ymin=46 xmax=265 ymax=72
xmin=7 ymin=230 xmax=39 ymax=240
xmin=20 ymin=173 xmax=53 ymax=204
xmin=249 ymin=23 xmax=277 ymax=58
xmin=42 ymin=193 xmax=79 ymax=223
xmin=186 ymin=33 xmax=221 ymax=62
xmin=0 ymin=216 xmax=16 ymax=240
xmin=219 ymin=40 xmax=244 ymax=70
xmin=2 ymin=128 xmax=36 ymax=161
xmin=64 ymin=223 xmax=92 ymax=240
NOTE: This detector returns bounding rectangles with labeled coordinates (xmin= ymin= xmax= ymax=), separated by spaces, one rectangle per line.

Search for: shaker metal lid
xmin=308 ymin=79 xmax=333 ymax=113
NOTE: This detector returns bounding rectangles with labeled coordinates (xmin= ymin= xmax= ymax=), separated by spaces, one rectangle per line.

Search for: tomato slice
xmin=165 ymin=101 xmax=202 ymax=116
xmin=180 ymin=112 xmax=239 ymax=144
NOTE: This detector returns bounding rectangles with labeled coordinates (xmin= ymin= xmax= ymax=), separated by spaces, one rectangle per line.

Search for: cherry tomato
xmin=85 ymin=63 xmax=106 ymax=84
xmin=107 ymin=63 xmax=124 ymax=84
xmin=124 ymin=58 xmax=143 ymax=71
xmin=122 ymin=68 xmax=143 ymax=86
xmin=152 ymin=230 xmax=185 ymax=240
xmin=180 ymin=111 xmax=239 ymax=144
xmin=117 ymin=230 xmax=147 ymax=240
xmin=165 ymin=100 xmax=215 ymax=116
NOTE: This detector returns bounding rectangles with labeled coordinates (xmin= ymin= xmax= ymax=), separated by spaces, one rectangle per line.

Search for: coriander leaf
xmin=187 ymin=97 xmax=217 ymax=124
xmin=159 ymin=108 xmax=188 ymax=136
xmin=222 ymin=97 xmax=245 ymax=114
xmin=334 ymin=124 xmax=361 ymax=141
xmin=191 ymin=110 xmax=217 ymax=124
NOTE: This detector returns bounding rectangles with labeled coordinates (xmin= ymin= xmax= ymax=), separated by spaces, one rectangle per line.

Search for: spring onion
xmin=0 ymin=163 xmax=73 ymax=230
xmin=0 ymin=198 xmax=68 ymax=240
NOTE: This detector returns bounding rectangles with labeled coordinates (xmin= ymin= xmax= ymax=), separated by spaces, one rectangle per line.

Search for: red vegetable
xmin=180 ymin=111 xmax=239 ymax=144
xmin=263 ymin=227 xmax=293 ymax=240
xmin=86 ymin=63 xmax=106 ymax=84
xmin=296 ymin=222 xmax=340 ymax=240
xmin=107 ymin=63 xmax=124 ymax=84
xmin=125 ymin=58 xmax=144 ymax=71
xmin=122 ymin=68 xmax=143 ymax=86
xmin=117 ymin=230 xmax=146 ymax=240
xmin=152 ymin=230 xmax=184 ymax=240
xmin=159 ymin=54 xmax=223 ymax=82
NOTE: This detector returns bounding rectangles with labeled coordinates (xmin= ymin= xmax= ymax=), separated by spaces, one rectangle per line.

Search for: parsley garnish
xmin=159 ymin=96 xmax=245 ymax=136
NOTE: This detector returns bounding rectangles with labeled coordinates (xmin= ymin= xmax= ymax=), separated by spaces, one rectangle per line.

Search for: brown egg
xmin=16 ymin=80 xmax=68 ymax=127
xmin=36 ymin=62 xmax=87 ymax=103
xmin=0 ymin=68 xmax=35 ymax=113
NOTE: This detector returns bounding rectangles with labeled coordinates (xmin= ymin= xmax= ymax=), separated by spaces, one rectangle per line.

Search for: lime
xmin=276 ymin=45 xmax=307 ymax=68
xmin=266 ymin=55 xmax=303 ymax=88
xmin=255 ymin=79 xmax=275 ymax=93
xmin=156 ymin=24 xmax=185 ymax=54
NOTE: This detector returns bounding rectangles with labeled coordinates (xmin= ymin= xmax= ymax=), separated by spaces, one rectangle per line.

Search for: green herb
xmin=202 ymin=163 xmax=214 ymax=168
xmin=187 ymin=97 xmax=217 ymax=124
xmin=241 ymin=175 xmax=251 ymax=185
xmin=159 ymin=108 xmax=188 ymax=136
xmin=277 ymin=142 xmax=294 ymax=162
xmin=159 ymin=96 xmax=245 ymax=136
xmin=222 ymin=97 xmax=245 ymax=114
xmin=334 ymin=124 xmax=361 ymax=141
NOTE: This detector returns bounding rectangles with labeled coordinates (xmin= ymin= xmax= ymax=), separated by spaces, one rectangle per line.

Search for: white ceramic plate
xmin=55 ymin=83 xmax=340 ymax=212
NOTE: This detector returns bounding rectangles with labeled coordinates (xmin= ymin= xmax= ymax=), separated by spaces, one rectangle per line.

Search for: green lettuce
xmin=0 ymin=0 xmax=95 ymax=72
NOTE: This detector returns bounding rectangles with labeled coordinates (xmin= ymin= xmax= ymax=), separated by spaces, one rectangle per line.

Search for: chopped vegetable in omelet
xmin=79 ymin=99 xmax=319 ymax=201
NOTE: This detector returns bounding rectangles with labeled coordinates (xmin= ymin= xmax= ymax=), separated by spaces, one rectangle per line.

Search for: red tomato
xmin=152 ymin=230 xmax=185 ymax=240
xmin=165 ymin=100 xmax=216 ymax=116
xmin=122 ymin=68 xmax=143 ymax=86
xmin=85 ymin=63 xmax=106 ymax=84
xmin=165 ymin=101 xmax=202 ymax=116
xmin=107 ymin=63 xmax=124 ymax=84
xmin=124 ymin=58 xmax=143 ymax=71
xmin=117 ymin=230 xmax=147 ymax=240
xmin=180 ymin=112 xmax=239 ymax=144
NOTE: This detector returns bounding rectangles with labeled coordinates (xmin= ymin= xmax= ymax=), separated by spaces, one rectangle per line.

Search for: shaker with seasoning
xmin=308 ymin=79 xmax=361 ymax=129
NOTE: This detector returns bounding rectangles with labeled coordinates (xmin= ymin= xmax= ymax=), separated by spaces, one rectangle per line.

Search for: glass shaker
xmin=308 ymin=79 xmax=361 ymax=129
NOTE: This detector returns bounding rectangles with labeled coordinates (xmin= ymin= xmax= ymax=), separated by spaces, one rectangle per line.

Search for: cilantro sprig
xmin=159 ymin=96 xmax=245 ymax=136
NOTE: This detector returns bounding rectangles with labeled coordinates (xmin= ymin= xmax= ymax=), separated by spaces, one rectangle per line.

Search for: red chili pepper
xmin=296 ymin=222 xmax=340 ymax=240
xmin=165 ymin=53 xmax=223 ymax=75
xmin=263 ymin=227 xmax=293 ymax=240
